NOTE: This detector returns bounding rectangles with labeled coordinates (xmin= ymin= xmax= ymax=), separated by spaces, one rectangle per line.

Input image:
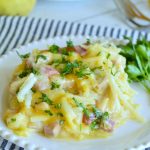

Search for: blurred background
xmin=0 ymin=0 xmax=150 ymax=30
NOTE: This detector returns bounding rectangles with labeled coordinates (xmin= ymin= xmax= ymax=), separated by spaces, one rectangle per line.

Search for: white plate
xmin=0 ymin=36 xmax=150 ymax=150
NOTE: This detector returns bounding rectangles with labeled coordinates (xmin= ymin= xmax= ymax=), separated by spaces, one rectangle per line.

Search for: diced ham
xmin=34 ymin=81 xmax=49 ymax=91
xmin=82 ymin=113 xmax=95 ymax=125
xmin=74 ymin=46 xmax=87 ymax=56
xmin=34 ymin=75 xmax=49 ymax=91
xmin=43 ymin=122 xmax=61 ymax=137
xmin=40 ymin=66 xmax=59 ymax=78
xmin=26 ymin=56 xmax=35 ymax=68
xmin=29 ymin=122 xmax=43 ymax=131
xmin=100 ymin=119 xmax=115 ymax=132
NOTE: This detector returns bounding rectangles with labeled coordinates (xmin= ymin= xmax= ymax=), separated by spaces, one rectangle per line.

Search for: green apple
xmin=0 ymin=0 xmax=36 ymax=16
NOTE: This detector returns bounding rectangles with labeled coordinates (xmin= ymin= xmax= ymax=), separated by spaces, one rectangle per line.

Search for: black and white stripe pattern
xmin=1 ymin=16 xmax=150 ymax=56
xmin=0 ymin=16 xmax=150 ymax=150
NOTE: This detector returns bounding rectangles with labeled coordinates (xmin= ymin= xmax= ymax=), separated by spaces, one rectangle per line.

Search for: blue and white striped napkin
xmin=1 ymin=16 xmax=150 ymax=56
xmin=0 ymin=16 xmax=150 ymax=150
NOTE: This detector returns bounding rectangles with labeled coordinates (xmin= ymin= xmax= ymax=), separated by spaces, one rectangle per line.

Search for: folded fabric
xmin=0 ymin=16 xmax=150 ymax=56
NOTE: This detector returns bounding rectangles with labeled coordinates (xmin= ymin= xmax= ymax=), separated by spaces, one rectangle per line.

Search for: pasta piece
xmin=17 ymin=73 xmax=37 ymax=102
xmin=30 ymin=115 xmax=50 ymax=122
xmin=61 ymin=98 xmax=76 ymax=129
xmin=36 ymin=51 xmax=53 ymax=65
xmin=24 ymin=90 xmax=33 ymax=108
xmin=6 ymin=113 xmax=28 ymax=130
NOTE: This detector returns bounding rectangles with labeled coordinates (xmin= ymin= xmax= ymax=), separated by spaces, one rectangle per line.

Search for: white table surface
xmin=30 ymin=0 xmax=128 ymax=28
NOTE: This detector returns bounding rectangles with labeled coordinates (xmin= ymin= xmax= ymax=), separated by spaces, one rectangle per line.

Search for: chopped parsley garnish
xmin=91 ymin=66 xmax=102 ymax=72
xmin=19 ymin=70 xmax=29 ymax=78
xmin=16 ymin=51 xmax=30 ymax=59
xmin=41 ymin=93 xmax=53 ymax=105
xmin=111 ymin=65 xmax=118 ymax=76
xmin=51 ymin=82 xmax=60 ymax=90
xmin=72 ymin=97 xmax=90 ymax=117
xmin=86 ymin=39 xmax=91 ymax=45
xmin=61 ymin=56 xmax=68 ymax=64
xmin=61 ymin=48 xmax=69 ymax=55
xmin=31 ymin=88 xmax=36 ymax=93
xmin=106 ymin=53 xmax=111 ymax=59
xmin=90 ymin=121 xmax=97 ymax=130
xmin=92 ymin=107 xmax=109 ymax=120
xmin=19 ymin=67 xmax=38 ymax=78
xmin=66 ymin=40 xmax=74 ymax=47
xmin=92 ymin=107 xmax=102 ymax=118
xmin=49 ymin=44 xmax=59 ymax=53
xmin=61 ymin=60 xmax=79 ymax=75
xmin=36 ymin=54 xmax=47 ymax=63
xmin=102 ymin=112 xmax=109 ymax=120
xmin=55 ymin=103 xmax=62 ymax=109
xmin=44 ymin=110 xmax=53 ymax=116
xmin=60 ymin=60 xmax=92 ymax=78
xmin=96 ymin=51 xmax=101 ymax=56
xmin=75 ymin=67 xmax=91 ymax=78
xmin=90 ymin=107 xmax=109 ymax=130
xmin=11 ymin=118 xmax=16 ymax=122
xmin=53 ymin=59 xmax=62 ymax=67
xmin=80 ymin=124 xmax=82 ymax=131
xmin=57 ymin=112 xmax=63 ymax=117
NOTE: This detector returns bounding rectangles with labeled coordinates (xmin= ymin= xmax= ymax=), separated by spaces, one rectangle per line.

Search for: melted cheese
xmin=4 ymin=41 xmax=143 ymax=139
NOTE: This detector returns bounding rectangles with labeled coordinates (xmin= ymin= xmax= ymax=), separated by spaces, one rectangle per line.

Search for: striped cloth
xmin=1 ymin=16 xmax=150 ymax=55
xmin=0 ymin=16 xmax=150 ymax=150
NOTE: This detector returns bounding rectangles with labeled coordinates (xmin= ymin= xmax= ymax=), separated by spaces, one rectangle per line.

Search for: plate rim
xmin=0 ymin=35 xmax=150 ymax=150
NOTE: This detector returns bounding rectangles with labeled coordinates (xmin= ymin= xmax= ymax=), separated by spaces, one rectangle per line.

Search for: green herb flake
xmin=36 ymin=54 xmax=47 ymax=63
xmin=75 ymin=68 xmax=91 ymax=78
xmin=86 ymin=39 xmax=91 ymax=45
xmin=96 ymin=51 xmax=101 ymax=56
xmin=49 ymin=44 xmax=59 ymax=53
xmin=66 ymin=40 xmax=74 ymax=47
xmin=11 ymin=118 xmax=16 ymax=122
xmin=41 ymin=93 xmax=53 ymax=105
xmin=111 ymin=66 xmax=118 ymax=76
xmin=61 ymin=48 xmax=69 ymax=55
xmin=51 ymin=82 xmax=60 ymax=90
xmin=92 ymin=107 xmax=102 ymax=118
xmin=16 ymin=51 xmax=30 ymax=59
xmin=57 ymin=112 xmax=63 ymax=117
xmin=72 ymin=97 xmax=90 ymax=117
xmin=18 ymin=68 xmax=39 ymax=78
xmin=31 ymin=88 xmax=36 ymax=93
xmin=90 ymin=107 xmax=109 ymax=130
xmin=44 ymin=110 xmax=53 ymax=116
xmin=102 ymin=112 xmax=109 ymax=120
xmin=61 ymin=56 xmax=68 ymax=64
xmin=19 ymin=70 xmax=29 ymax=78
xmin=61 ymin=61 xmax=79 ymax=75
xmin=79 ymin=124 xmax=82 ymax=131
xmin=55 ymin=103 xmax=62 ymax=109
xmin=91 ymin=66 xmax=102 ymax=72
xmin=90 ymin=121 xmax=97 ymax=130
xmin=106 ymin=53 xmax=111 ymax=59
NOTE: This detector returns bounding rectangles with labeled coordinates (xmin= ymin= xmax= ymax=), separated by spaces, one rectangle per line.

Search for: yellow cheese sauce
xmin=4 ymin=40 xmax=143 ymax=140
